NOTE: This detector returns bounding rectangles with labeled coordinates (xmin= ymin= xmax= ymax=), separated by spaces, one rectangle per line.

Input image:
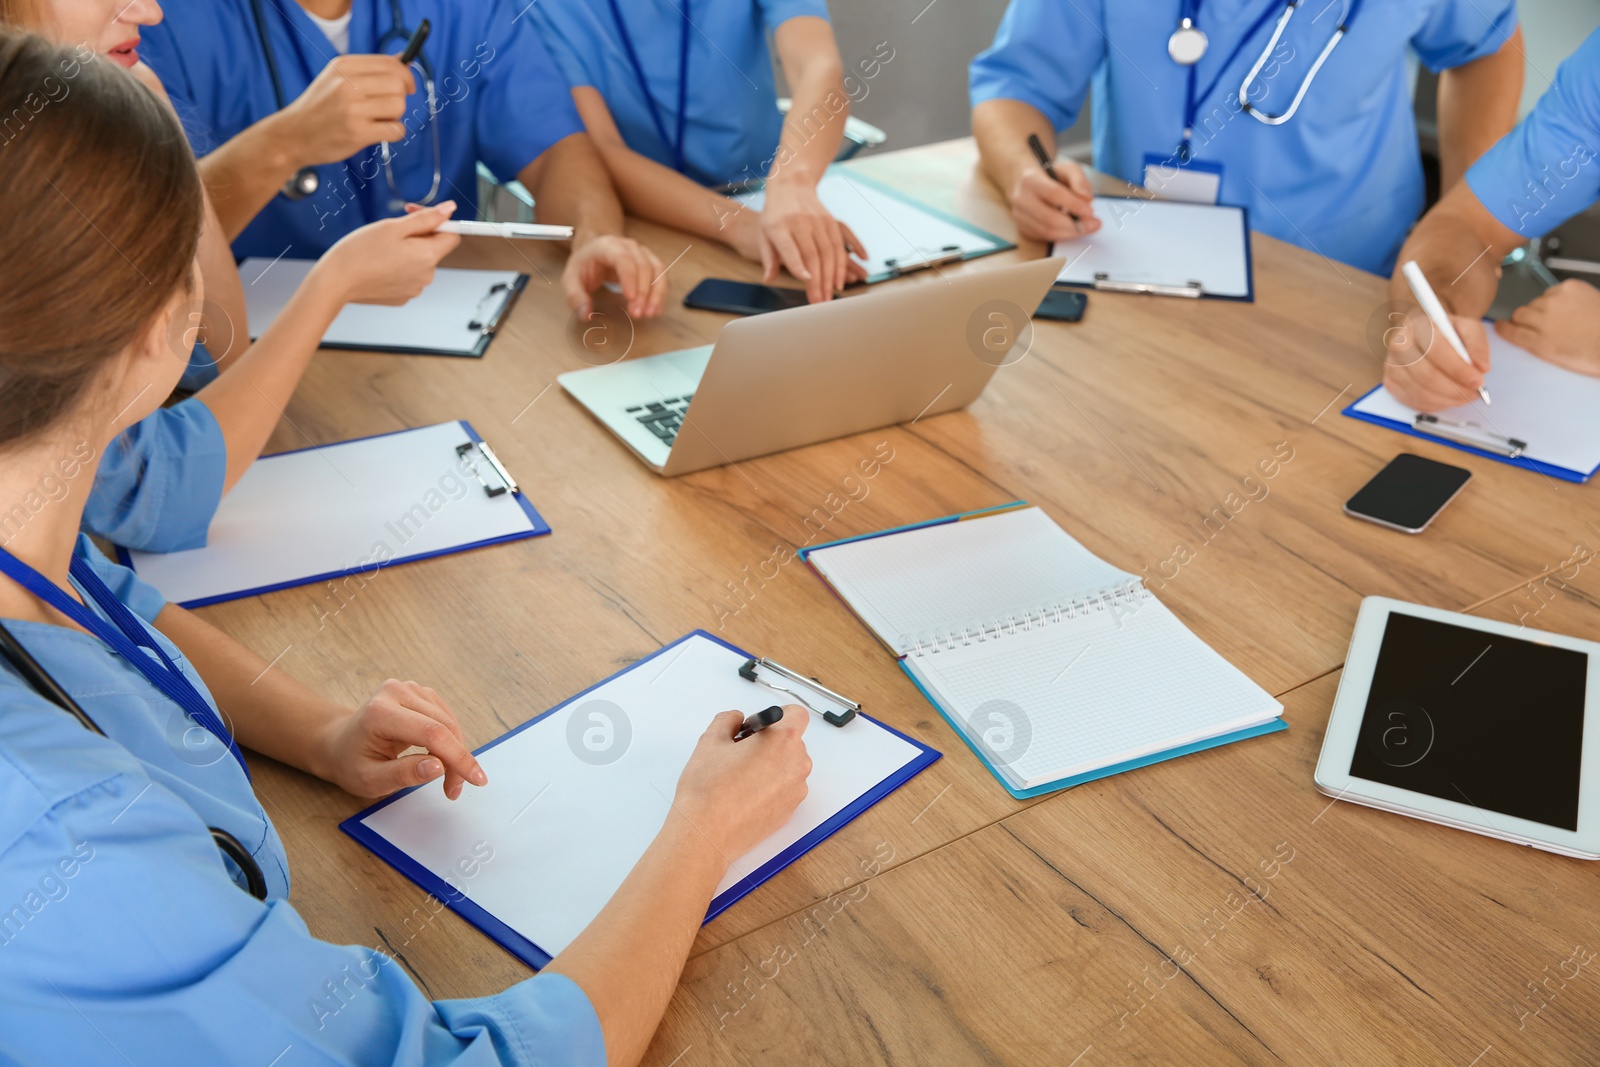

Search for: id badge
xmin=1143 ymin=153 xmax=1223 ymax=204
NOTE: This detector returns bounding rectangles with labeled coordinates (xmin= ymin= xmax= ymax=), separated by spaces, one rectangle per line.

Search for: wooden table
xmin=208 ymin=139 xmax=1598 ymax=1064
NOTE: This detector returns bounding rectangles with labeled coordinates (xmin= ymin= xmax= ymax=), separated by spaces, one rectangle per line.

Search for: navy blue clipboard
xmin=1051 ymin=197 xmax=1255 ymax=303
xmin=117 ymin=419 xmax=551 ymax=608
xmin=341 ymin=630 xmax=941 ymax=970
xmin=1342 ymin=386 xmax=1596 ymax=484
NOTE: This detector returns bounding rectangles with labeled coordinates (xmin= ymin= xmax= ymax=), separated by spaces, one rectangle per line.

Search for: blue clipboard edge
xmin=115 ymin=419 xmax=552 ymax=607
xmin=898 ymin=658 xmax=1285 ymax=799
xmin=1050 ymin=196 xmax=1255 ymax=304
xmin=339 ymin=628 xmax=942 ymax=972
xmin=737 ymin=164 xmax=1017 ymax=284
xmin=1340 ymin=386 xmax=1593 ymax=484
xmin=249 ymin=274 xmax=529 ymax=359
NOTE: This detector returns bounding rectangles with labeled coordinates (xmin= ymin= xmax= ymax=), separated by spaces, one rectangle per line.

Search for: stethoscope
xmin=0 ymin=547 xmax=267 ymax=901
xmin=606 ymin=0 xmax=690 ymax=175
xmin=249 ymin=0 xmax=442 ymax=209
xmin=1167 ymin=0 xmax=1363 ymax=159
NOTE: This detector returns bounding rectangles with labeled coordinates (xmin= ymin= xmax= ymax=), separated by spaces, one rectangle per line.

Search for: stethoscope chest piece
xmin=1168 ymin=18 xmax=1208 ymax=65
xmin=282 ymin=166 xmax=320 ymax=200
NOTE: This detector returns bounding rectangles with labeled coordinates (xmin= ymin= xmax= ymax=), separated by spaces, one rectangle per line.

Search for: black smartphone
xmin=1345 ymin=453 xmax=1473 ymax=534
xmin=1036 ymin=288 xmax=1087 ymax=322
xmin=684 ymin=278 xmax=811 ymax=316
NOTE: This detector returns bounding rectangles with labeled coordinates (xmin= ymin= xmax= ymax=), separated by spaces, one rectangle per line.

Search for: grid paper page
xmin=807 ymin=507 xmax=1137 ymax=654
xmin=357 ymin=634 xmax=926 ymax=958
xmin=1052 ymin=197 xmax=1250 ymax=298
xmin=910 ymin=599 xmax=1280 ymax=788
xmin=1350 ymin=327 xmax=1600 ymax=475
xmin=240 ymin=258 xmax=520 ymax=355
xmin=735 ymin=171 xmax=1004 ymax=279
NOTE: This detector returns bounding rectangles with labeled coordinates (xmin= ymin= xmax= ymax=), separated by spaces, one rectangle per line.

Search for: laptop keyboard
xmin=625 ymin=395 xmax=693 ymax=446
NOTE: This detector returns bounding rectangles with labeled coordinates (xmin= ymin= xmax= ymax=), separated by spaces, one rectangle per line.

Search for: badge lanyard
xmin=606 ymin=0 xmax=691 ymax=175
xmin=0 ymin=545 xmax=250 ymax=780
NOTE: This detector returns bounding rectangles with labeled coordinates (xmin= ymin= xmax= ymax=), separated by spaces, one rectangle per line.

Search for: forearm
xmin=973 ymin=98 xmax=1057 ymax=203
xmin=520 ymin=132 xmax=627 ymax=249
xmin=594 ymin=139 xmax=759 ymax=250
xmin=199 ymin=115 xmax=305 ymax=241
xmin=544 ymin=813 xmax=726 ymax=1067
xmin=192 ymin=269 xmax=347 ymax=491
xmin=1390 ymin=185 xmax=1524 ymax=318
xmin=153 ymin=604 xmax=346 ymax=780
xmin=1436 ymin=26 xmax=1524 ymax=191
xmin=195 ymin=192 xmax=250 ymax=371
xmin=767 ymin=32 xmax=848 ymax=190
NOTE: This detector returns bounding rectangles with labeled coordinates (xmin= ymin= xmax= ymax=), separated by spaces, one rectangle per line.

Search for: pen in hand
xmin=733 ymin=706 xmax=784 ymax=741
xmin=1400 ymin=260 xmax=1492 ymax=406
xmin=1028 ymin=133 xmax=1086 ymax=236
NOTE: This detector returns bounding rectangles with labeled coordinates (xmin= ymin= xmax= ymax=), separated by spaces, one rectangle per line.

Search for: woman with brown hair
xmin=0 ymin=28 xmax=811 ymax=1066
xmin=0 ymin=0 xmax=462 ymax=554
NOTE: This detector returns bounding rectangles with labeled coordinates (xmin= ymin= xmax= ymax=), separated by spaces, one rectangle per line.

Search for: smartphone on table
xmin=684 ymin=278 xmax=811 ymax=316
xmin=1345 ymin=453 xmax=1472 ymax=534
xmin=1035 ymin=287 xmax=1087 ymax=322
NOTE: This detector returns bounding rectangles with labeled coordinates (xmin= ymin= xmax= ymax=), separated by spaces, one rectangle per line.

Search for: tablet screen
xmin=1350 ymin=613 xmax=1588 ymax=830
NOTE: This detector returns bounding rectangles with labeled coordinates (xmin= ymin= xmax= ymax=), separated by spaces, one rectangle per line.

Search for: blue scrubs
xmin=970 ymin=0 xmax=1518 ymax=276
xmin=0 ymin=538 xmax=605 ymax=1066
xmin=1467 ymin=27 xmax=1600 ymax=238
xmin=139 ymin=0 xmax=583 ymax=260
xmin=85 ymin=397 xmax=228 ymax=553
xmin=526 ymin=0 xmax=830 ymax=188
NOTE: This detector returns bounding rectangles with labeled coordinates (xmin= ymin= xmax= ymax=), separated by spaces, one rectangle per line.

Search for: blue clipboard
xmin=1050 ymin=196 xmax=1255 ymax=303
xmin=1342 ymin=386 xmax=1596 ymax=483
xmin=117 ymin=419 xmax=551 ymax=607
xmin=341 ymin=630 xmax=940 ymax=970
xmin=801 ymin=502 xmax=1286 ymax=798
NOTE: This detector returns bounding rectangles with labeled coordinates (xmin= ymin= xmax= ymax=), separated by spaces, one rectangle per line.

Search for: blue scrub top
xmin=84 ymin=397 xmax=228 ymax=554
xmin=139 ymin=0 xmax=583 ymax=260
xmin=970 ymin=0 xmax=1518 ymax=276
xmin=0 ymin=538 xmax=605 ymax=1066
xmin=1467 ymin=27 xmax=1600 ymax=238
xmin=526 ymin=0 xmax=830 ymax=189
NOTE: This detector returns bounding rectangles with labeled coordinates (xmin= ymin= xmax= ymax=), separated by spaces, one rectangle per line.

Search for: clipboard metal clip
xmin=455 ymin=439 xmax=520 ymax=498
xmin=468 ymin=282 xmax=513 ymax=335
xmin=738 ymin=657 xmax=859 ymax=727
xmin=882 ymin=244 xmax=962 ymax=279
xmin=1092 ymin=272 xmax=1203 ymax=299
xmin=1414 ymin=414 xmax=1527 ymax=458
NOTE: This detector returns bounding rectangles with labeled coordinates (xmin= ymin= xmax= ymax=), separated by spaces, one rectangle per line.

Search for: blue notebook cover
xmin=1342 ymin=386 xmax=1595 ymax=483
xmin=801 ymin=503 xmax=1286 ymax=798
xmin=341 ymin=629 xmax=940 ymax=970
xmin=118 ymin=419 xmax=551 ymax=607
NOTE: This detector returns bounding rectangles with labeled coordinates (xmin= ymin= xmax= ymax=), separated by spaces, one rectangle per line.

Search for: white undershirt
xmin=304 ymin=9 xmax=352 ymax=54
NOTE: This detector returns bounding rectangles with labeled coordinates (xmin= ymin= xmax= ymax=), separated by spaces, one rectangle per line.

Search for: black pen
xmin=1028 ymin=132 xmax=1086 ymax=236
xmin=733 ymin=705 xmax=784 ymax=741
xmin=399 ymin=18 xmax=431 ymax=66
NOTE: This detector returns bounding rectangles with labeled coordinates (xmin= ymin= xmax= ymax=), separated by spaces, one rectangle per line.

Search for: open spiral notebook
xmin=802 ymin=505 xmax=1284 ymax=797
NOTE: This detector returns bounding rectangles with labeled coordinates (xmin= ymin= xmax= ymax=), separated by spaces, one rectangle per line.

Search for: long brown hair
xmin=0 ymin=30 xmax=202 ymax=448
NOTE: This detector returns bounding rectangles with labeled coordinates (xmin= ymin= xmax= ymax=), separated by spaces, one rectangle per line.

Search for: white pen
xmin=438 ymin=220 xmax=575 ymax=241
xmin=1400 ymin=259 xmax=1491 ymax=405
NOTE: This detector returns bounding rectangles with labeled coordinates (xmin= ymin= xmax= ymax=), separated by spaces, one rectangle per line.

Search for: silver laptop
xmin=558 ymin=257 xmax=1062 ymax=476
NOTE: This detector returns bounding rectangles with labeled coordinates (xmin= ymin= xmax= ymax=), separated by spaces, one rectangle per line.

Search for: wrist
xmin=659 ymin=802 xmax=733 ymax=882
xmin=303 ymin=706 xmax=353 ymax=784
xmin=247 ymin=112 xmax=310 ymax=181
xmin=304 ymin=255 xmax=360 ymax=312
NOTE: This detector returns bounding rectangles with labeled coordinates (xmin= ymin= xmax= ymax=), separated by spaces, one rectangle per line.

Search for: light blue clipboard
xmin=800 ymin=502 xmax=1287 ymax=799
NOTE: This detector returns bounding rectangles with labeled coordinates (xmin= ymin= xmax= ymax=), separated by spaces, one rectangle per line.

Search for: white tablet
xmin=1316 ymin=597 xmax=1600 ymax=860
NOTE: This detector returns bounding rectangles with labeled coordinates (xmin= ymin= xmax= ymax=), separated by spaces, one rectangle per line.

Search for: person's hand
xmin=1381 ymin=305 xmax=1491 ymax=412
xmin=671 ymin=707 xmax=811 ymax=862
xmin=561 ymin=233 xmax=668 ymax=320
xmin=757 ymin=181 xmax=868 ymax=304
xmin=316 ymin=679 xmax=488 ymax=800
xmin=278 ymin=54 xmax=415 ymax=167
xmin=1495 ymin=279 xmax=1600 ymax=376
xmin=1009 ymin=158 xmax=1101 ymax=243
xmin=315 ymin=201 xmax=460 ymax=306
